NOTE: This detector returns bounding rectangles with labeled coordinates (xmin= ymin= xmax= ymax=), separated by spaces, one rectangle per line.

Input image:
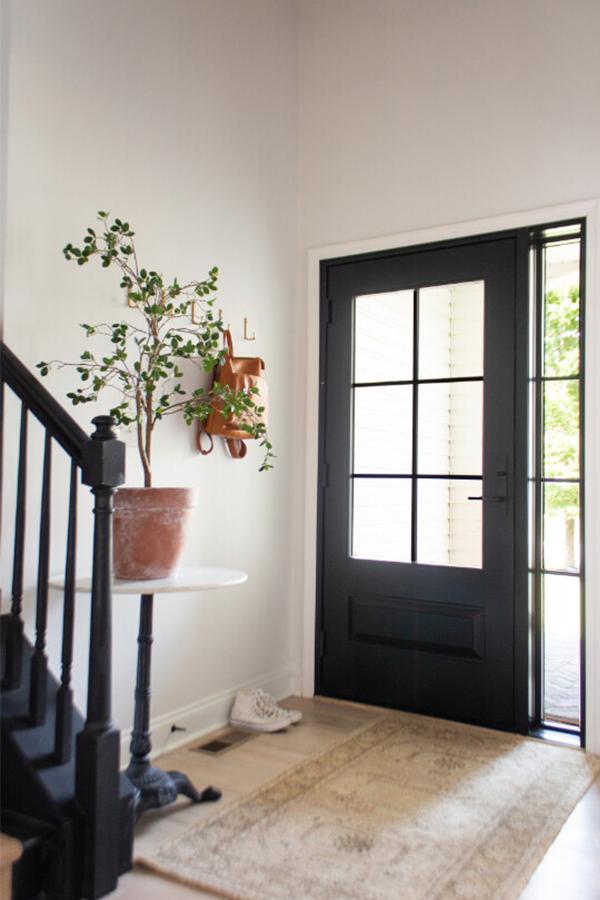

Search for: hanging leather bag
xmin=197 ymin=329 xmax=268 ymax=459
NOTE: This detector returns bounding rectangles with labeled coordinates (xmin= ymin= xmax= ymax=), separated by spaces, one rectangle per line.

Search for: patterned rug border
xmin=137 ymin=710 xmax=600 ymax=900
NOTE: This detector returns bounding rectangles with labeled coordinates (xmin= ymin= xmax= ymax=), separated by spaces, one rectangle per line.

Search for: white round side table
xmin=50 ymin=566 xmax=247 ymax=820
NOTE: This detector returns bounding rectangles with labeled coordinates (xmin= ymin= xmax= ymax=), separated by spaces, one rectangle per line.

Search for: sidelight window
xmin=530 ymin=221 xmax=584 ymax=735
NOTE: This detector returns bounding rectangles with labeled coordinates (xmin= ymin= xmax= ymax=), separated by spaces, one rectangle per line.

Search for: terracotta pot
xmin=113 ymin=487 xmax=199 ymax=580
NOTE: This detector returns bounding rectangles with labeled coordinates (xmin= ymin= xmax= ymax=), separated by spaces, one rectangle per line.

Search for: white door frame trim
xmin=301 ymin=199 xmax=600 ymax=754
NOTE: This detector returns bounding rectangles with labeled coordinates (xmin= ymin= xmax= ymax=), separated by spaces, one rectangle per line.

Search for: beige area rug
xmin=138 ymin=713 xmax=600 ymax=900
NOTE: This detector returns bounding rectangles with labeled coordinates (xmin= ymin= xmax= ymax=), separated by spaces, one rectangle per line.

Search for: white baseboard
xmin=119 ymin=667 xmax=301 ymax=768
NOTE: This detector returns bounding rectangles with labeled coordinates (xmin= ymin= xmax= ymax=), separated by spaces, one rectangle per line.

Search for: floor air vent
xmin=191 ymin=729 xmax=254 ymax=756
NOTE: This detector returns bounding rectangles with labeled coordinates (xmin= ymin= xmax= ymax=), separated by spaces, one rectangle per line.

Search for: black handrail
xmin=0 ymin=341 xmax=87 ymax=462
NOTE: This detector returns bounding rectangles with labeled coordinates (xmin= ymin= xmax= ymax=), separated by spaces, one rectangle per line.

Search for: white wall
xmin=1 ymin=0 xmax=299 ymax=756
xmin=299 ymin=0 xmax=600 ymax=247
xmin=4 ymin=0 xmax=599 ymax=757
xmin=0 ymin=0 xmax=9 ymax=336
xmin=296 ymin=0 xmax=600 ymax=748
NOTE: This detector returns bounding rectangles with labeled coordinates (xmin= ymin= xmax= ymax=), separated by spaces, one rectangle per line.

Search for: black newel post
xmin=75 ymin=416 xmax=125 ymax=899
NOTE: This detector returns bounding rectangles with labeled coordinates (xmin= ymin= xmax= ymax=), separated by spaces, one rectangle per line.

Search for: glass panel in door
xmin=351 ymin=281 xmax=484 ymax=567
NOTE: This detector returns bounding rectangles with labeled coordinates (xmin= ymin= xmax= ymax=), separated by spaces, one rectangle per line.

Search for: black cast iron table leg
xmin=126 ymin=593 xmax=221 ymax=821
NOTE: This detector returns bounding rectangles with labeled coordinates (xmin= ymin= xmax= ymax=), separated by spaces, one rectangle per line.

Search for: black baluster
xmin=0 ymin=381 xmax=3 ymax=531
xmin=29 ymin=432 xmax=52 ymax=725
xmin=55 ymin=460 xmax=78 ymax=764
xmin=75 ymin=416 xmax=124 ymax=899
xmin=3 ymin=404 xmax=27 ymax=690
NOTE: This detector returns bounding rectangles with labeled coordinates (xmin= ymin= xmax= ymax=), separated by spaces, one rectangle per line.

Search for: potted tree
xmin=38 ymin=211 xmax=272 ymax=579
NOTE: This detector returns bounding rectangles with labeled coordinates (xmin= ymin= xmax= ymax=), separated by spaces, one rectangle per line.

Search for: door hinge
xmin=318 ymin=630 xmax=328 ymax=658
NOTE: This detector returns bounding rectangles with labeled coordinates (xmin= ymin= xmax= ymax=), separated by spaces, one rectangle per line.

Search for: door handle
xmin=469 ymin=458 xmax=509 ymax=512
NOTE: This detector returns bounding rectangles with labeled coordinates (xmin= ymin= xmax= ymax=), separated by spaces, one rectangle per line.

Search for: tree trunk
xmin=565 ymin=515 xmax=576 ymax=569
xmin=135 ymin=393 xmax=152 ymax=487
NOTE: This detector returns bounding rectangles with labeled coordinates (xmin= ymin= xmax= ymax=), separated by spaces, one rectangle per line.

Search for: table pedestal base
xmin=126 ymin=761 xmax=221 ymax=820
xmin=128 ymin=593 xmax=222 ymax=821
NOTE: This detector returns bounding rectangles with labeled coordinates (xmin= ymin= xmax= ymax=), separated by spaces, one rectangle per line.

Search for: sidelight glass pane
xmin=418 ymin=381 xmax=482 ymax=475
xmin=543 ymin=241 xmax=580 ymax=378
xmin=419 ymin=281 xmax=484 ymax=380
xmin=543 ymin=380 xmax=580 ymax=478
xmin=528 ymin=478 xmax=535 ymax=571
xmin=543 ymin=574 xmax=581 ymax=726
xmin=353 ymin=386 xmax=412 ymax=474
xmin=544 ymin=483 xmax=580 ymax=572
xmin=530 ymin=224 xmax=583 ymax=735
xmin=416 ymin=479 xmax=482 ymax=568
xmin=354 ymin=291 xmax=413 ymax=383
xmin=352 ymin=478 xmax=411 ymax=562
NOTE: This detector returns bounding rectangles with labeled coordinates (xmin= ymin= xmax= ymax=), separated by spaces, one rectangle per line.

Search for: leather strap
xmin=225 ymin=438 xmax=247 ymax=459
xmin=196 ymin=424 xmax=214 ymax=455
xmin=224 ymin=329 xmax=234 ymax=357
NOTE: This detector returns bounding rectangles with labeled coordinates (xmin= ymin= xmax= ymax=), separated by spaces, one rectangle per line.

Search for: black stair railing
xmin=0 ymin=341 xmax=126 ymax=899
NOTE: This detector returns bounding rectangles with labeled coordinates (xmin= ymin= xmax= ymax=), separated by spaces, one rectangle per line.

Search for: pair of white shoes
xmin=229 ymin=689 xmax=302 ymax=732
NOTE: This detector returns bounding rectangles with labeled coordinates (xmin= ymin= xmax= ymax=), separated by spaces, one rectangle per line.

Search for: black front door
xmin=317 ymin=235 xmax=525 ymax=732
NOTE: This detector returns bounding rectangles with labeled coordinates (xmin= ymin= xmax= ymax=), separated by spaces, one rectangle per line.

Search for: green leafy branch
xmin=543 ymin=285 xmax=580 ymax=515
xmin=38 ymin=212 xmax=273 ymax=483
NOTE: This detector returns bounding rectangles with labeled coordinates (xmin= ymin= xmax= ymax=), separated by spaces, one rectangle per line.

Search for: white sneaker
xmin=229 ymin=691 xmax=292 ymax=732
xmin=253 ymin=689 xmax=303 ymax=725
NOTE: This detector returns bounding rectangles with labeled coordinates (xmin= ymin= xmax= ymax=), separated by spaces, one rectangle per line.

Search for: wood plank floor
xmin=113 ymin=697 xmax=600 ymax=899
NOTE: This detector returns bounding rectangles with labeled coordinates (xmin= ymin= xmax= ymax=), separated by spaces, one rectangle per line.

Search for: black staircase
xmin=1 ymin=341 xmax=136 ymax=899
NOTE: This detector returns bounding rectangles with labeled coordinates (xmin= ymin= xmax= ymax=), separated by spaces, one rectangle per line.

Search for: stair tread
xmin=0 ymin=831 xmax=23 ymax=866
xmin=1 ymin=811 xmax=54 ymax=844
xmin=3 ymin=625 xmax=136 ymax=813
